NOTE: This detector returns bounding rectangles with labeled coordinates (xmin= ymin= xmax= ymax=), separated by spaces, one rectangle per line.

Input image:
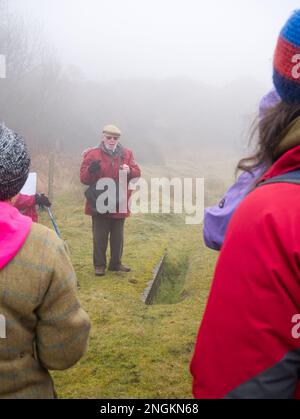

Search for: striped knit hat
xmin=0 ymin=123 xmax=30 ymax=201
xmin=273 ymin=10 xmax=300 ymax=104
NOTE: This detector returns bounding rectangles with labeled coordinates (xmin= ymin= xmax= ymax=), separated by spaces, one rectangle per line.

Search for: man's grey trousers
xmin=92 ymin=215 xmax=125 ymax=269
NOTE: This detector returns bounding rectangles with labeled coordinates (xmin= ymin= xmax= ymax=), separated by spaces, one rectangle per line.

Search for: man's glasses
xmin=105 ymin=136 xmax=119 ymax=141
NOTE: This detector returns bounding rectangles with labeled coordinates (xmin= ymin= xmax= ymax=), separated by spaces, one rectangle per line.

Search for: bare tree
xmin=0 ymin=0 xmax=64 ymax=152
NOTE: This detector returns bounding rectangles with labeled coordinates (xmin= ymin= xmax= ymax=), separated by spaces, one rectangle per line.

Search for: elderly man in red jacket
xmin=80 ymin=125 xmax=141 ymax=277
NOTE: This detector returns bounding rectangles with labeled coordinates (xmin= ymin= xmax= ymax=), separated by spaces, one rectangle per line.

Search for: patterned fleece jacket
xmin=0 ymin=202 xmax=90 ymax=399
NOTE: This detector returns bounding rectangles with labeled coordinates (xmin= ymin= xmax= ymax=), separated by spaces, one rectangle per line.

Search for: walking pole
xmin=44 ymin=206 xmax=80 ymax=288
xmin=46 ymin=207 xmax=61 ymax=239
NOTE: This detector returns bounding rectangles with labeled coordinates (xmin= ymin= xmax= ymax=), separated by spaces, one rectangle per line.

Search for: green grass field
xmin=39 ymin=193 xmax=218 ymax=399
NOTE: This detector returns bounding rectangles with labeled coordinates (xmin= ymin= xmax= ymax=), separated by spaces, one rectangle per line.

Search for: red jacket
xmin=191 ymin=145 xmax=300 ymax=399
xmin=80 ymin=143 xmax=141 ymax=218
xmin=13 ymin=194 xmax=38 ymax=222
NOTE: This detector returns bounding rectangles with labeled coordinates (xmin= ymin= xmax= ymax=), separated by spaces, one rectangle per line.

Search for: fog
xmin=1 ymin=0 xmax=299 ymax=164
xmin=8 ymin=0 xmax=300 ymax=85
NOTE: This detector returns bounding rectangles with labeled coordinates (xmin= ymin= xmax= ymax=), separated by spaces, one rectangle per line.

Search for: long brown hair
xmin=237 ymin=102 xmax=300 ymax=175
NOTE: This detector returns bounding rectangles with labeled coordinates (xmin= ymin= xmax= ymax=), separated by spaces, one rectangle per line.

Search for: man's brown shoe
xmin=108 ymin=265 xmax=131 ymax=273
xmin=95 ymin=266 xmax=106 ymax=277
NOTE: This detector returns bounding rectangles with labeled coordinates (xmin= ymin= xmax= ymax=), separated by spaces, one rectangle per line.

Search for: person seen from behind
xmin=13 ymin=192 xmax=51 ymax=223
xmin=0 ymin=123 xmax=90 ymax=399
xmin=191 ymin=10 xmax=300 ymax=399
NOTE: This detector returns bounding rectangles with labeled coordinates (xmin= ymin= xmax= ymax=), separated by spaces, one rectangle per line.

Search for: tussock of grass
xmin=153 ymin=252 xmax=190 ymax=305
xmin=39 ymin=193 xmax=218 ymax=399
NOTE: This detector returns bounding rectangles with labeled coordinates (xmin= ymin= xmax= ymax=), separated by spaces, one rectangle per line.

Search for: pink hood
xmin=0 ymin=201 xmax=32 ymax=270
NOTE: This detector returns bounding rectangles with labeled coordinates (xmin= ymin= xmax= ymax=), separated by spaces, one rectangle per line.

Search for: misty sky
xmin=8 ymin=0 xmax=300 ymax=87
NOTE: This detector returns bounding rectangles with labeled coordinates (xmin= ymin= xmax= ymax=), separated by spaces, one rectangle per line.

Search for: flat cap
xmin=103 ymin=125 xmax=122 ymax=137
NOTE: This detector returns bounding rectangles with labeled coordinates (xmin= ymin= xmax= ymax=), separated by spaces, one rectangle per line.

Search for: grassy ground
xmin=39 ymin=193 xmax=218 ymax=399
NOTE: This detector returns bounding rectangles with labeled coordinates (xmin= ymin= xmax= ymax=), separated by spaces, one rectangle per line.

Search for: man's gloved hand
xmin=35 ymin=194 xmax=52 ymax=208
xmin=89 ymin=160 xmax=101 ymax=174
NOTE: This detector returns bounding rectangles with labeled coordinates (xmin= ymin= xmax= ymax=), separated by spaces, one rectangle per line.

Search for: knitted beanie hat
xmin=273 ymin=10 xmax=300 ymax=104
xmin=0 ymin=123 xmax=30 ymax=201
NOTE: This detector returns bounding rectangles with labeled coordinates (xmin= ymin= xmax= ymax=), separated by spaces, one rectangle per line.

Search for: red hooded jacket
xmin=13 ymin=194 xmax=38 ymax=223
xmin=80 ymin=142 xmax=141 ymax=218
xmin=191 ymin=144 xmax=300 ymax=399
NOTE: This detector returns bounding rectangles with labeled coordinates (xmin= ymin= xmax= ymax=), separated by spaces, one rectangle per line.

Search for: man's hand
xmin=89 ymin=160 xmax=101 ymax=174
xmin=121 ymin=164 xmax=130 ymax=173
